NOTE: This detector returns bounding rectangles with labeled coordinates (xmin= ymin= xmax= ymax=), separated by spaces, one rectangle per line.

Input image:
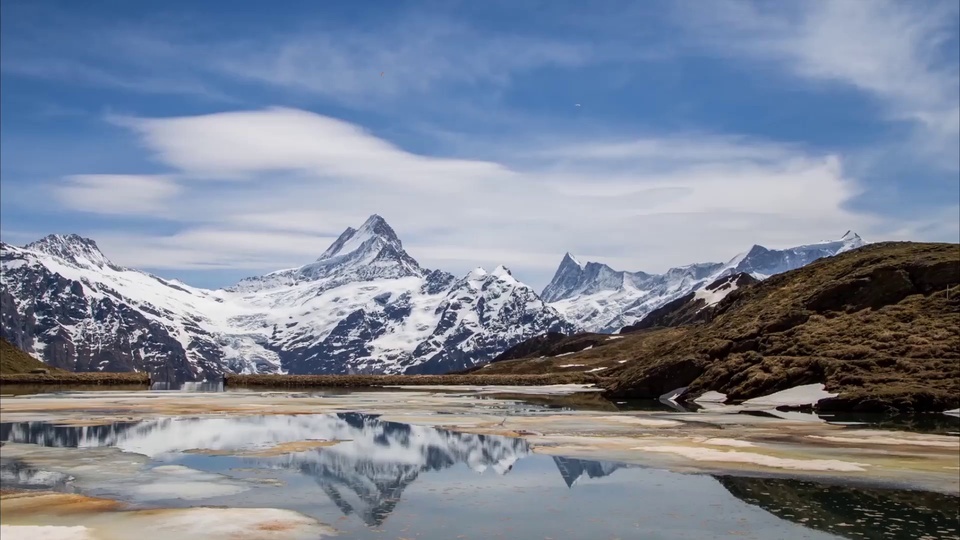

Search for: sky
xmin=1 ymin=0 xmax=958 ymax=291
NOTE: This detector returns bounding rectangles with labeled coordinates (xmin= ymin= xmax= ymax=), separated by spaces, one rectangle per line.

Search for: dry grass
xmin=1 ymin=338 xmax=60 ymax=374
xmin=227 ymin=372 xmax=601 ymax=388
xmin=0 ymin=371 xmax=150 ymax=385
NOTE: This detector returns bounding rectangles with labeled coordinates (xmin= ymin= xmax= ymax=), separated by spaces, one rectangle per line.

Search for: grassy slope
xmin=0 ymin=338 xmax=56 ymax=374
xmin=483 ymin=242 xmax=960 ymax=412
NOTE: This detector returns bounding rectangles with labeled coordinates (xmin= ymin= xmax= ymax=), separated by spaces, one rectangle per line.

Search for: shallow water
xmin=1 ymin=413 xmax=957 ymax=539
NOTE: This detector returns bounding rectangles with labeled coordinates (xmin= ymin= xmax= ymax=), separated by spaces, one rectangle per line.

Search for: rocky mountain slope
xmin=0 ymin=215 xmax=572 ymax=378
xmin=481 ymin=242 xmax=960 ymax=412
xmin=543 ymin=232 xmax=865 ymax=333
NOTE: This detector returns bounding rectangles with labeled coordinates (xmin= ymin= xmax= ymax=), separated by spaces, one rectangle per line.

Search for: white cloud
xmin=112 ymin=108 xmax=509 ymax=190
xmin=207 ymin=18 xmax=590 ymax=103
xmin=61 ymin=107 xmax=876 ymax=288
xmin=676 ymin=0 xmax=960 ymax=169
xmin=55 ymin=175 xmax=181 ymax=214
xmin=94 ymin=228 xmax=337 ymax=271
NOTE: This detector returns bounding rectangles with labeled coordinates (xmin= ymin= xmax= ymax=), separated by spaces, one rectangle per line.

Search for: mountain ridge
xmin=0 ymin=215 xmax=572 ymax=378
xmin=479 ymin=241 xmax=960 ymax=413
xmin=543 ymin=232 xmax=866 ymax=333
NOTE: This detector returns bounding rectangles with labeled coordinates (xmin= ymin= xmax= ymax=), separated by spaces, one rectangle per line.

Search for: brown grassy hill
xmin=483 ymin=242 xmax=960 ymax=412
xmin=0 ymin=338 xmax=58 ymax=374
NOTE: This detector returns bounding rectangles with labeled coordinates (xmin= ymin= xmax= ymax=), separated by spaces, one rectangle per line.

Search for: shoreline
xmin=226 ymin=373 xmax=602 ymax=387
xmin=0 ymin=372 xmax=602 ymax=388
xmin=0 ymin=372 xmax=150 ymax=385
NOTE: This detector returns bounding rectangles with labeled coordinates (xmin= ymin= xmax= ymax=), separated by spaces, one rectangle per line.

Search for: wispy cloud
xmin=1 ymin=6 xmax=589 ymax=111
xmin=207 ymin=17 xmax=591 ymax=104
xmin=55 ymin=175 xmax=181 ymax=215
xmin=675 ymin=0 xmax=960 ymax=169
xmin=57 ymin=108 xmax=874 ymax=286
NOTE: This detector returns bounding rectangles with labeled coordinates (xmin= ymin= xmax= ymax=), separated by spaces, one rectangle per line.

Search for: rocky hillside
xmin=482 ymin=242 xmax=960 ymax=412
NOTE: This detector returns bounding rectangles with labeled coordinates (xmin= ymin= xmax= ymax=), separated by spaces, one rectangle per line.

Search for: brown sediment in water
xmin=0 ymin=492 xmax=337 ymax=539
xmin=0 ymin=490 xmax=126 ymax=515
xmin=183 ymin=439 xmax=344 ymax=457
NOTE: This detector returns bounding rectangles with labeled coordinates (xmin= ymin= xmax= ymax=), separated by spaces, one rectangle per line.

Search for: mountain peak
xmin=837 ymin=230 xmax=865 ymax=254
xmin=561 ymin=252 xmax=582 ymax=269
xmin=541 ymin=253 xmax=590 ymax=302
xmin=318 ymin=214 xmax=402 ymax=261
xmin=24 ymin=234 xmax=115 ymax=269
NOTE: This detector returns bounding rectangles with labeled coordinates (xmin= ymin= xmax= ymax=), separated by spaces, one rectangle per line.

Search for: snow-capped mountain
xmin=543 ymin=232 xmax=865 ymax=333
xmin=0 ymin=215 xmax=572 ymax=378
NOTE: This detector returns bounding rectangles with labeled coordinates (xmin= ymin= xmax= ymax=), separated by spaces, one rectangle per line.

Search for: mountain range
xmin=541 ymin=230 xmax=864 ymax=332
xmin=0 ymin=214 xmax=863 ymax=377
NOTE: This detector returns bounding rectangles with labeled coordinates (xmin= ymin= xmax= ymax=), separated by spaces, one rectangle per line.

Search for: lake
xmin=0 ymin=388 xmax=957 ymax=539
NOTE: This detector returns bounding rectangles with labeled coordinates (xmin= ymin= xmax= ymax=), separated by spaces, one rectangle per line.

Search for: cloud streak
xmin=675 ymin=0 xmax=960 ymax=169
xmin=55 ymin=175 xmax=181 ymax=215
xmin=56 ymin=108 xmax=873 ymax=288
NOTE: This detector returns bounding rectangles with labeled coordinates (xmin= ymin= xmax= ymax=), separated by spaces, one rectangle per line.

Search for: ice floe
xmin=741 ymin=383 xmax=837 ymax=407
xmin=632 ymin=446 xmax=869 ymax=472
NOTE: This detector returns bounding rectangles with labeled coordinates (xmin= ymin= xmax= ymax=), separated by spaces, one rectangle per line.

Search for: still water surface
xmin=1 ymin=413 xmax=957 ymax=539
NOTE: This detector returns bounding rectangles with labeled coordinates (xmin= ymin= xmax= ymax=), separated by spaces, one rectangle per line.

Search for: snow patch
xmin=659 ymin=387 xmax=686 ymax=403
xmin=808 ymin=435 xmax=958 ymax=448
xmin=741 ymin=383 xmax=837 ymax=407
xmin=597 ymin=416 xmax=682 ymax=427
xmin=693 ymin=391 xmax=727 ymax=404
xmin=633 ymin=446 xmax=869 ymax=472
xmin=693 ymin=277 xmax=739 ymax=308
xmin=0 ymin=525 xmax=94 ymax=540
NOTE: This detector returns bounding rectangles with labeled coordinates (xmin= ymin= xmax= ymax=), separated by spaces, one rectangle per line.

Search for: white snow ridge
xmin=541 ymin=232 xmax=865 ymax=333
xmin=0 ymin=215 xmax=572 ymax=378
xmin=1 ymin=219 xmax=863 ymax=378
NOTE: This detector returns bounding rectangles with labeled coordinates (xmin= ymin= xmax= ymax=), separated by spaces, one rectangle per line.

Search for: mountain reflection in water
xmin=0 ymin=413 xmax=622 ymax=526
xmin=5 ymin=414 xmax=954 ymax=539
xmin=717 ymin=475 xmax=959 ymax=540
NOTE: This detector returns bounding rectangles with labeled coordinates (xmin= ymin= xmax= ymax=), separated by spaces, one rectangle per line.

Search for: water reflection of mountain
xmin=149 ymin=380 xmax=224 ymax=392
xmin=552 ymin=456 xmax=623 ymax=488
xmin=264 ymin=413 xmax=533 ymax=526
xmin=0 ymin=413 xmax=629 ymax=525
xmin=716 ymin=475 xmax=959 ymax=540
xmin=0 ymin=420 xmax=142 ymax=448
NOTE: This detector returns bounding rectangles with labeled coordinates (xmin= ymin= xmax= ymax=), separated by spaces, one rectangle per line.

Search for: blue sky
xmin=1 ymin=0 xmax=958 ymax=290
